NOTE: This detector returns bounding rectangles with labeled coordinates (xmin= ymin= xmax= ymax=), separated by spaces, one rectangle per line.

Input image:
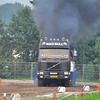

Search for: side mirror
xmin=71 ymin=51 xmax=74 ymax=58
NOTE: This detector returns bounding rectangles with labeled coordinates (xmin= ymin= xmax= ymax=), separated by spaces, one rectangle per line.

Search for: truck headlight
xmin=40 ymin=76 xmax=43 ymax=78
xmin=40 ymin=72 xmax=44 ymax=74
xmin=65 ymin=76 xmax=68 ymax=78
xmin=64 ymin=72 xmax=68 ymax=75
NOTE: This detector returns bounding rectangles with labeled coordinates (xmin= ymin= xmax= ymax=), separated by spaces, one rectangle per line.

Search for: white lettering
xmin=45 ymin=42 xmax=64 ymax=46
xmin=41 ymin=54 xmax=68 ymax=58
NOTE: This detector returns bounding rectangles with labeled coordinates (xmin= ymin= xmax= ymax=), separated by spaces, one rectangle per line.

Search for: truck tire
xmin=38 ymin=79 xmax=44 ymax=86
xmin=65 ymin=80 xmax=71 ymax=87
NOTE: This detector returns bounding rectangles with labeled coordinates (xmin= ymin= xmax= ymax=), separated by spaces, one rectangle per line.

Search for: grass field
xmin=76 ymin=78 xmax=98 ymax=83
xmin=59 ymin=93 xmax=100 ymax=100
xmin=39 ymin=93 xmax=100 ymax=100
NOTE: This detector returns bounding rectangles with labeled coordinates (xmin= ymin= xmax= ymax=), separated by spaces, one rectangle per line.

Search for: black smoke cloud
xmin=33 ymin=0 xmax=100 ymax=39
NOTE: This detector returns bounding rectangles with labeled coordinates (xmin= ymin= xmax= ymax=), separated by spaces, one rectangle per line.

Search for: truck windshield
xmin=39 ymin=49 xmax=69 ymax=59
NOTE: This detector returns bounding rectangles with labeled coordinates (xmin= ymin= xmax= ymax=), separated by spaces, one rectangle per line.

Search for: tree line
xmin=0 ymin=4 xmax=100 ymax=64
xmin=0 ymin=6 xmax=39 ymax=62
xmin=71 ymin=32 xmax=100 ymax=64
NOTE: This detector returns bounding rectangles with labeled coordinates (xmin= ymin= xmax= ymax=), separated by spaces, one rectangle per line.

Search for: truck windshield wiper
xmin=47 ymin=62 xmax=61 ymax=70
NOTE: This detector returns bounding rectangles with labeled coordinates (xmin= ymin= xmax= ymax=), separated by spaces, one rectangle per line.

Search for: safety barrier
xmin=57 ymin=90 xmax=100 ymax=100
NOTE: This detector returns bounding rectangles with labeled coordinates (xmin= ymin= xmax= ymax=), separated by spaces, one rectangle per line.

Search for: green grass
xmin=34 ymin=93 xmax=100 ymax=100
xmin=57 ymin=93 xmax=100 ymax=100
xmin=76 ymin=78 xmax=98 ymax=83
xmin=6 ymin=77 xmax=29 ymax=80
xmin=41 ymin=97 xmax=51 ymax=100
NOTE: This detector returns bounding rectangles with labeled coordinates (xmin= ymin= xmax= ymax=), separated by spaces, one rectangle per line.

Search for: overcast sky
xmin=0 ymin=0 xmax=32 ymax=7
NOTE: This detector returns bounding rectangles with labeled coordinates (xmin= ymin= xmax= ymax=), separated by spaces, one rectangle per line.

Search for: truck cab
xmin=37 ymin=37 xmax=72 ymax=86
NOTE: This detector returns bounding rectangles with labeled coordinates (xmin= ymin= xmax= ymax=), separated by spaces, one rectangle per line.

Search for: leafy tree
xmin=0 ymin=19 xmax=13 ymax=61
xmin=71 ymin=34 xmax=96 ymax=64
xmin=0 ymin=19 xmax=5 ymax=60
xmin=93 ymin=32 xmax=100 ymax=64
xmin=7 ymin=6 xmax=39 ymax=63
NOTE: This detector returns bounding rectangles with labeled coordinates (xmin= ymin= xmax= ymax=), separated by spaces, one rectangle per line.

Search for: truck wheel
xmin=38 ymin=79 xmax=44 ymax=86
xmin=65 ymin=80 xmax=71 ymax=87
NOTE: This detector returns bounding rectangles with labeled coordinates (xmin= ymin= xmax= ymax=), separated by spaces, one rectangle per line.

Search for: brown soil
xmin=0 ymin=79 xmax=99 ymax=99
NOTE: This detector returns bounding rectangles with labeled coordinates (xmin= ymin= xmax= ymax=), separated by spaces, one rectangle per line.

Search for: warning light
xmin=66 ymin=39 xmax=68 ymax=41
xmin=42 ymin=42 xmax=46 ymax=45
xmin=68 ymin=72 xmax=71 ymax=75
xmin=62 ymin=37 xmax=65 ymax=41
xmin=37 ymin=71 xmax=39 ymax=74
xmin=63 ymin=42 xmax=67 ymax=46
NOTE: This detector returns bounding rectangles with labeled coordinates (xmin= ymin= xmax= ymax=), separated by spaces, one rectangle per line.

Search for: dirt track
xmin=0 ymin=79 xmax=99 ymax=99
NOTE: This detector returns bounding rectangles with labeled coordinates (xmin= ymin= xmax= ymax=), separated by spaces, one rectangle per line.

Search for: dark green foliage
xmin=0 ymin=62 xmax=15 ymax=78
xmin=71 ymin=31 xmax=100 ymax=64
xmin=1 ymin=1 xmax=100 ymax=65
xmin=93 ymin=32 xmax=100 ymax=64
xmin=83 ymin=64 xmax=99 ymax=81
xmin=7 ymin=6 xmax=39 ymax=62
xmin=0 ymin=62 xmax=33 ymax=79
xmin=0 ymin=19 xmax=14 ymax=61
xmin=71 ymin=34 xmax=96 ymax=64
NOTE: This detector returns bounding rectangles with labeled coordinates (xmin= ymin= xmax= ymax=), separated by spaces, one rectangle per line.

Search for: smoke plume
xmin=33 ymin=0 xmax=100 ymax=39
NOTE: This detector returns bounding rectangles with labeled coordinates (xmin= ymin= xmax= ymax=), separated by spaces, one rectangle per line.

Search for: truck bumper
xmin=37 ymin=74 xmax=70 ymax=79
